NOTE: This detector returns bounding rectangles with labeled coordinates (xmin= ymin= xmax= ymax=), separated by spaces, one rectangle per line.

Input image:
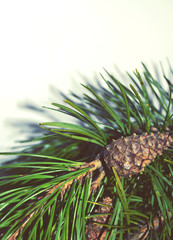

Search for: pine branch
xmin=0 ymin=62 xmax=173 ymax=239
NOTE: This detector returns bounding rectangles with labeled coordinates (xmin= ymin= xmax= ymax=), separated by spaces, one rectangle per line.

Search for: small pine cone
xmin=104 ymin=132 xmax=173 ymax=177
xmin=85 ymin=197 xmax=112 ymax=240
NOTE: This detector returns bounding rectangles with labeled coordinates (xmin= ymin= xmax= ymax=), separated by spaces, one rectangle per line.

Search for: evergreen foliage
xmin=0 ymin=62 xmax=173 ymax=239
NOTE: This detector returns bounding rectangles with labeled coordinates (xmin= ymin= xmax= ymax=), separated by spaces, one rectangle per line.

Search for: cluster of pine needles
xmin=0 ymin=62 xmax=173 ymax=240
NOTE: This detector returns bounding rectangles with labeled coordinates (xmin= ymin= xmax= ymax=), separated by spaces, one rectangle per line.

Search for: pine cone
xmin=85 ymin=131 xmax=173 ymax=239
xmin=104 ymin=132 xmax=173 ymax=177
xmin=85 ymin=197 xmax=112 ymax=240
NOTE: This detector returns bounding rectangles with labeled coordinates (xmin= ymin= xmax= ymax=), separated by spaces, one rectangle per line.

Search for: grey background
xmin=0 ymin=0 xmax=173 ymax=154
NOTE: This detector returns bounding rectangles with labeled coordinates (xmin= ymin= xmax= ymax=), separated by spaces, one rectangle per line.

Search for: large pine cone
xmin=104 ymin=132 xmax=173 ymax=177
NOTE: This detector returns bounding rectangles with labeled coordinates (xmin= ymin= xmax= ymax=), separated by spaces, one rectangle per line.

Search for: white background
xmin=0 ymin=0 xmax=173 ymax=154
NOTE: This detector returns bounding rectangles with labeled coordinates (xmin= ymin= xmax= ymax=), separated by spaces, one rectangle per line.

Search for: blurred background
xmin=0 ymin=0 xmax=173 ymax=153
